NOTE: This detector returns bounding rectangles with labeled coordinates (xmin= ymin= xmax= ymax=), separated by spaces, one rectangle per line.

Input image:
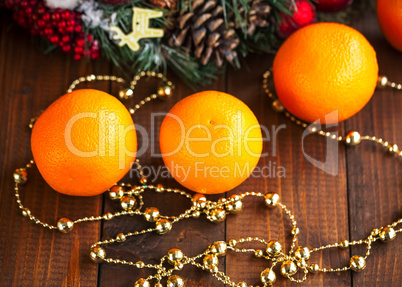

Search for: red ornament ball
xmin=315 ymin=0 xmax=353 ymax=12
xmin=278 ymin=0 xmax=317 ymax=38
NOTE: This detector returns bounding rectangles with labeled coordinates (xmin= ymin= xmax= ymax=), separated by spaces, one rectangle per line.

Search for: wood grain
xmin=0 ymin=7 xmax=401 ymax=287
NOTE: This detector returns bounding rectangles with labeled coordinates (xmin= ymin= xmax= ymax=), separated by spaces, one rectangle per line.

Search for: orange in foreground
xmin=159 ymin=91 xmax=262 ymax=194
xmin=377 ymin=0 xmax=402 ymax=51
xmin=31 ymin=89 xmax=137 ymax=196
xmin=273 ymin=22 xmax=378 ymax=124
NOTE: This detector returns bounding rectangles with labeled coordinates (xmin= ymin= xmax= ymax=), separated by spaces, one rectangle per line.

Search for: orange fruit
xmin=377 ymin=0 xmax=402 ymax=51
xmin=159 ymin=91 xmax=262 ymax=195
xmin=31 ymin=89 xmax=137 ymax=196
xmin=273 ymin=22 xmax=379 ymax=124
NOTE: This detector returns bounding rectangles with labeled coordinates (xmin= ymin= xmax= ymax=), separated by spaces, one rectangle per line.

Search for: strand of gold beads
xmin=262 ymin=70 xmax=402 ymax=156
xmin=12 ymin=72 xmax=402 ymax=287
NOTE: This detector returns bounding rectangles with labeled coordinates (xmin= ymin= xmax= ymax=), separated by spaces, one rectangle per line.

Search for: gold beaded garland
xmin=266 ymin=240 xmax=282 ymax=257
xmin=210 ymin=241 xmax=227 ymax=257
xmin=281 ymin=260 xmax=298 ymax=277
xmin=120 ymin=195 xmax=137 ymax=210
xmin=167 ymin=275 xmax=184 ymax=287
xmin=167 ymin=248 xmax=184 ymax=265
xmin=144 ymin=207 xmax=160 ymax=222
xmin=134 ymin=278 xmax=150 ymax=287
xmin=264 ymin=192 xmax=280 ymax=207
xmin=109 ymin=185 xmax=125 ymax=200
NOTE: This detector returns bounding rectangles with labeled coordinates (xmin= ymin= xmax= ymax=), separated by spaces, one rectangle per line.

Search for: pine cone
xmin=148 ymin=0 xmax=177 ymax=10
xmin=244 ymin=0 xmax=271 ymax=35
xmin=166 ymin=0 xmax=240 ymax=67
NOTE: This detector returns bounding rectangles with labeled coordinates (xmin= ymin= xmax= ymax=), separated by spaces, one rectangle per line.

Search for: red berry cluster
xmin=5 ymin=0 xmax=100 ymax=60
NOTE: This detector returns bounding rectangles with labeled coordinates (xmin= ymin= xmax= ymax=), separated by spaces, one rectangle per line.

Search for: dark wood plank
xmin=347 ymin=11 xmax=402 ymax=286
xmin=99 ymin=72 xmax=227 ymax=286
xmin=0 ymin=10 xmax=105 ymax=287
xmin=225 ymin=55 xmax=350 ymax=286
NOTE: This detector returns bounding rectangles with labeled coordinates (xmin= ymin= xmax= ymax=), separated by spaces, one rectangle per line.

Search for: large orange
xmin=159 ymin=91 xmax=262 ymax=195
xmin=31 ymin=89 xmax=137 ymax=196
xmin=273 ymin=23 xmax=379 ymax=124
xmin=377 ymin=0 xmax=402 ymax=51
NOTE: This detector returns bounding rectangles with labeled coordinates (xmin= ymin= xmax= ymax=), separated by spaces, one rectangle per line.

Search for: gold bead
xmin=109 ymin=185 xmax=124 ymax=200
xmin=254 ymin=249 xmax=264 ymax=258
xmin=167 ymin=275 xmax=184 ymax=287
xmin=264 ymin=193 xmax=280 ymax=208
xmin=116 ymin=233 xmax=126 ymax=242
xmin=155 ymin=219 xmax=172 ymax=234
xmin=192 ymin=210 xmax=201 ymax=218
xmin=272 ymin=100 xmax=284 ymax=112
xmin=226 ymin=195 xmax=243 ymax=213
xmin=140 ymin=176 xmax=148 ymax=184
xmin=22 ymin=208 xmax=31 ymax=217
xmin=295 ymin=246 xmax=310 ymax=260
xmin=167 ymin=248 xmax=184 ymax=264
xmin=297 ymin=259 xmax=307 ymax=269
xmin=377 ymin=75 xmax=388 ymax=87
xmin=228 ymin=239 xmax=237 ymax=247
xmin=120 ymin=196 xmax=137 ymax=210
xmin=379 ymin=226 xmax=396 ymax=242
xmin=118 ymin=88 xmax=133 ymax=99
xmin=144 ymin=207 xmax=160 ymax=222
xmin=90 ymin=246 xmax=106 ymax=263
xmin=14 ymin=168 xmax=28 ymax=184
xmin=339 ymin=239 xmax=349 ymax=249
xmin=203 ymin=254 xmax=219 ymax=268
xmin=156 ymin=184 xmax=164 ymax=192
xmin=210 ymin=241 xmax=227 ymax=256
xmin=266 ymin=240 xmax=282 ymax=257
xmin=104 ymin=212 xmax=114 ymax=220
xmin=237 ymin=282 xmax=247 ymax=287
xmin=135 ymin=261 xmax=145 ymax=268
xmin=154 ymin=284 xmax=163 ymax=287
xmin=291 ymin=227 xmax=300 ymax=236
xmin=57 ymin=218 xmax=74 ymax=233
xmin=192 ymin=193 xmax=207 ymax=210
xmin=309 ymin=263 xmax=320 ymax=273
xmin=281 ymin=260 xmax=298 ymax=277
xmin=174 ymin=262 xmax=184 ymax=270
xmin=209 ymin=208 xmax=226 ymax=222
xmin=345 ymin=131 xmax=361 ymax=145
xmin=350 ymin=255 xmax=366 ymax=272
xmin=260 ymin=268 xmax=276 ymax=285
xmin=157 ymin=85 xmax=173 ymax=98
xmin=371 ymin=228 xmax=380 ymax=236
xmin=134 ymin=278 xmax=150 ymax=287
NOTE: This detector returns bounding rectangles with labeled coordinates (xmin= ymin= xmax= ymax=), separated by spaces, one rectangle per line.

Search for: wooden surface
xmin=0 ymin=8 xmax=401 ymax=287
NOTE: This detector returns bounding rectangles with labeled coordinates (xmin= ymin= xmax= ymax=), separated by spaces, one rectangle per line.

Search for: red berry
xmin=21 ymin=0 xmax=28 ymax=7
xmin=37 ymin=19 xmax=45 ymax=28
xmin=66 ymin=19 xmax=75 ymax=27
xmin=50 ymin=35 xmax=59 ymax=44
xmin=74 ymin=54 xmax=82 ymax=61
xmin=278 ymin=0 xmax=316 ymax=38
xmin=74 ymin=25 xmax=82 ymax=33
xmin=76 ymin=39 xmax=85 ymax=47
xmin=65 ymin=26 xmax=74 ymax=33
xmin=58 ymin=27 xmax=65 ymax=34
xmin=62 ymin=45 xmax=71 ymax=53
xmin=58 ymin=20 xmax=66 ymax=28
xmin=52 ymin=13 xmax=60 ymax=21
xmin=62 ymin=35 xmax=70 ymax=42
xmin=44 ymin=28 xmax=53 ymax=35
xmin=61 ymin=11 xmax=71 ymax=19
xmin=74 ymin=46 xmax=83 ymax=54
xmin=91 ymin=52 xmax=100 ymax=60
xmin=42 ymin=12 xmax=50 ymax=21
xmin=37 ymin=7 xmax=45 ymax=14
xmin=87 ymin=34 xmax=93 ymax=42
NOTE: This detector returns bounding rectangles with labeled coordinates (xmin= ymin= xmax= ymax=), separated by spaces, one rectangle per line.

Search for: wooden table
xmin=0 ymin=8 xmax=401 ymax=287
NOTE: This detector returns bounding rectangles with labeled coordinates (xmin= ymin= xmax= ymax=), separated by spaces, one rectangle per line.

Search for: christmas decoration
xmin=147 ymin=0 xmax=176 ymax=10
xmin=4 ymin=0 xmax=368 ymax=88
xmin=277 ymin=0 xmax=316 ymax=38
xmin=315 ymin=0 xmax=353 ymax=12
xmin=377 ymin=0 xmax=402 ymax=52
xmin=12 ymin=71 xmax=402 ymax=286
xmin=110 ymin=7 xmax=164 ymax=52
xmin=44 ymin=0 xmax=80 ymax=10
